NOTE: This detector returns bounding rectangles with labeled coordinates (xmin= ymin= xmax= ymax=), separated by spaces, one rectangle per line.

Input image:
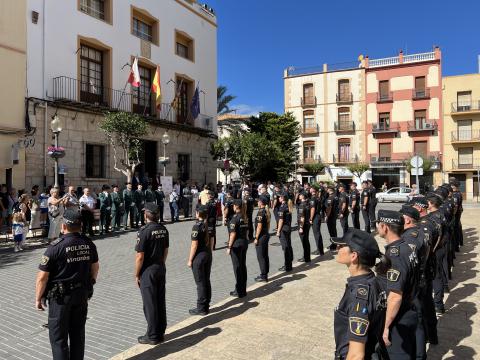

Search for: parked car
xmin=376 ymin=187 xmax=412 ymax=203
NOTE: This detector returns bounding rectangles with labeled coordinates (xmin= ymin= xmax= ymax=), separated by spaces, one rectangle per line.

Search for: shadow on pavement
xmin=427 ymin=228 xmax=479 ymax=359
xmin=127 ymin=253 xmax=328 ymax=359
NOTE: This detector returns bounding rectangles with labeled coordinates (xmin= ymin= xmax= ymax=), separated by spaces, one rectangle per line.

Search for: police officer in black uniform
xmin=367 ymin=180 xmax=377 ymax=231
xmin=331 ymin=228 xmax=384 ymax=360
xmin=338 ymin=184 xmax=349 ymax=236
xmin=155 ymin=185 xmax=165 ymax=223
xmin=206 ymin=191 xmax=218 ymax=250
xmin=254 ymin=195 xmax=270 ymax=282
xmin=187 ymin=205 xmax=213 ymax=315
xmin=272 ymin=185 xmax=281 ymax=230
xmin=223 ymin=191 xmax=235 ymax=234
xmin=376 ymin=210 xmax=419 ymax=359
xmin=227 ymin=199 xmax=249 ymax=297
xmin=361 ymin=181 xmax=371 ymax=233
xmin=450 ymin=179 xmax=463 ymax=249
xmin=297 ymin=191 xmax=311 ymax=263
xmin=325 ymin=186 xmax=338 ymax=243
xmin=349 ymin=182 xmax=361 ymax=229
xmin=309 ymin=187 xmax=324 ymax=256
xmin=135 ymin=203 xmax=169 ymax=344
xmin=243 ymin=188 xmax=255 ymax=242
xmin=276 ymin=192 xmax=293 ymax=272
xmin=35 ymin=209 xmax=99 ymax=360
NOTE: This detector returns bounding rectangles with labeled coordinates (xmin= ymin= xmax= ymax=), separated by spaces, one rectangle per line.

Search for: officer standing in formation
xmin=332 ymin=228 xmax=384 ymax=360
xmin=325 ymin=186 xmax=338 ymax=240
xmin=367 ymin=180 xmax=378 ymax=230
xmin=254 ymin=195 xmax=270 ymax=282
xmin=110 ymin=185 xmax=122 ymax=231
xmin=98 ymin=184 xmax=112 ymax=234
xmin=206 ymin=191 xmax=218 ymax=250
xmin=276 ymin=192 xmax=293 ymax=272
xmin=309 ymin=187 xmax=324 ymax=256
xmin=123 ymin=182 xmax=135 ymax=229
xmin=35 ymin=209 xmax=99 ymax=360
xmin=243 ymin=188 xmax=255 ymax=242
xmin=227 ymin=199 xmax=248 ymax=298
xmin=349 ymin=182 xmax=361 ymax=229
xmin=135 ymin=203 xmax=169 ymax=344
xmin=155 ymin=184 xmax=165 ymax=223
xmin=361 ymin=181 xmax=371 ymax=233
xmin=337 ymin=184 xmax=349 ymax=235
xmin=297 ymin=191 xmax=311 ymax=263
xmin=187 ymin=205 xmax=213 ymax=315
xmin=134 ymin=183 xmax=146 ymax=227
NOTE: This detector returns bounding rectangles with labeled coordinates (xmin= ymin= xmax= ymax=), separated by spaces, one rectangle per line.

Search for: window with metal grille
xmin=132 ymin=65 xmax=152 ymax=115
xmin=133 ymin=18 xmax=153 ymax=42
xmin=457 ymin=91 xmax=472 ymax=111
xmin=80 ymin=0 xmax=105 ymax=20
xmin=80 ymin=45 xmax=104 ymax=104
xmin=86 ymin=144 xmax=106 ymax=178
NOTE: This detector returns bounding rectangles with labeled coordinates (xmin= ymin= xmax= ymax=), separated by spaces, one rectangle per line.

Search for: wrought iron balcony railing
xmin=334 ymin=121 xmax=355 ymax=132
xmin=451 ymin=130 xmax=480 ymax=142
xmin=412 ymin=88 xmax=430 ymax=100
xmin=336 ymin=92 xmax=353 ymax=103
xmin=451 ymin=101 xmax=480 ymax=113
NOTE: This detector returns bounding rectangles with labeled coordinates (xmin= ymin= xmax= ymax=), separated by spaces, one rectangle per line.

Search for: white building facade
xmin=25 ymin=0 xmax=217 ymax=189
xmin=284 ymin=63 xmax=367 ymax=184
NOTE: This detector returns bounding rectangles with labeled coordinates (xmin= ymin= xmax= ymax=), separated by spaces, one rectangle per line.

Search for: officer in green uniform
xmin=123 ymin=183 xmax=135 ymax=229
xmin=99 ymin=185 xmax=112 ymax=234
xmin=110 ymin=185 xmax=123 ymax=231
xmin=134 ymin=184 xmax=146 ymax=227
xmin=155 ymin=185 xmax=165 ymax=223
xmin=145 ymin=183 xmax=156 ymax=206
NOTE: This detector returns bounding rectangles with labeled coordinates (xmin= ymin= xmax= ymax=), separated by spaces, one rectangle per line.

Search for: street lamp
xmin=159 ymin=131 xmax=170 ymax=176
xmin=50 ymin=115 xmax=63 ymax=188
xmin=223 ymin=142 xmax=230 ymax=187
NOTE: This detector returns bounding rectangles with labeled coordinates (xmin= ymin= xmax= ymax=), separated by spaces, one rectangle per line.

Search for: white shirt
xmin=79 ymin=195 xmax=96 ymax=209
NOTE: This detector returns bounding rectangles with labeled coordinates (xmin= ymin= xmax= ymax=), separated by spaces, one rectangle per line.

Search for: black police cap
xmin=435 ymin=187 xmax=449 ymax=200
xmin=233 ymin=199 xmax=243 ymax=207
xmin=258 ymin=195 xmax=269 ymax=204
xmin=376 ymin=210 xmax=405 ymax=226
xmin=331 ymin=228 xmax=380 ymax=261
xmin=143 ymin=203 xmax=159 ymax=214
xmin=63 ymin=209 xmax=82 ymax=225
xmin=441 ymin=183 xmax=453 ymax=193
xmin=409 ymin=196 xmax=428 ymax=209
xmin=400 ymin=205 xmax=420 ymax=221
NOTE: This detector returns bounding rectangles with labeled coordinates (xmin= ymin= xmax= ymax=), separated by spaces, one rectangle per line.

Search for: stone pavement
xmin=112 ymin=208 xmax=480 ymax=360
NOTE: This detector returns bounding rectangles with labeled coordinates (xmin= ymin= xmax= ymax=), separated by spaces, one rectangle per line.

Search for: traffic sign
xmin=410 ymin=156 xmax=424 ymax=168
xmin=411 ymin=168 xmax=424 ymax=176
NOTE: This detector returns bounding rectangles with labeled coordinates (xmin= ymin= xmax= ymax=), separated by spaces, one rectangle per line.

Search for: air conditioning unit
xmin=425 ymin=123 xmax=431 ymax=128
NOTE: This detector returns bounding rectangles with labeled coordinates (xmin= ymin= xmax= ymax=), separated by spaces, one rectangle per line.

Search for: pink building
xmin=365 ymin=47 xmax=443 ymax=189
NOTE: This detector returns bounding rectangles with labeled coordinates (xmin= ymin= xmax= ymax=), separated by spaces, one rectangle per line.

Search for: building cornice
xmin=174 ymin=0 xmax=217 ymax=28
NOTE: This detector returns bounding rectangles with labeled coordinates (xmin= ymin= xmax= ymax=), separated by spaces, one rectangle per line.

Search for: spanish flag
xmin=151 ymin=65 xmax=161 ymax=110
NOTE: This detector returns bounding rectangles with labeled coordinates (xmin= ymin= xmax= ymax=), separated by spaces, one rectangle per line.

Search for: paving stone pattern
xmin=0 ymin=204 xmax=399 ymax=359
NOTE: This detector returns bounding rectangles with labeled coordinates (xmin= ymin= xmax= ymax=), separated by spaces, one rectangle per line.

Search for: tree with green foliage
xmin=217 ymin=85 xmax=236 ymax=115
xmin=304 ymin=162 xmax=325 ymax=179
xmin=100 ymin=112 xmax=148 ymax=182
xmin=347 ymin=163 xmax=370 ymax=179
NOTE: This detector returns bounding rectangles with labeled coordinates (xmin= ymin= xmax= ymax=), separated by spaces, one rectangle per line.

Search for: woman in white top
xmin=47 ymin=188 xmax=66 ymax=242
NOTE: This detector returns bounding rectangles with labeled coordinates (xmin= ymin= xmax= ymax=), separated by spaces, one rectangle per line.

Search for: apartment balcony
xmin=372 ymin=123 xmax=400 ymax=137
xmin=334 ymin=121 xmax=355 ymax=133
xmin=451 ymin=159 xmax=480 ymax=171
xmin=332 ymin=153 xmax=358 ymax=164
xmin=370 ymin=155 xmax=405 ymax=168
xmin=377 ymin=92 xmax=393 ymax=103
xmin=336 ymin=92 xmax=353 ymax=104
xmin=451 ymin=130 xmax=480 ymax=144
xmin=302 ymin=124 xmax=319 ymax=135
xmin=301 ymin=96 xmax=317 ymax=108
xmin=407 ymin=120 xmax=437 ymax=135
xmin=412 ymin=88 xmax=431 ymax=100
xmin=451 ymin=101 xmax=480 ymax=115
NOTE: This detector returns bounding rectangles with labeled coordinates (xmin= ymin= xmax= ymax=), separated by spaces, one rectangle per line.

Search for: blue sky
xmin=207 ymin=0 xmax=480 ymax=114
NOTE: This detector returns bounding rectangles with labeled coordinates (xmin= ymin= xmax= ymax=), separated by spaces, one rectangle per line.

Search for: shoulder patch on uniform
xmin=40 ymin=255 xmax=49 ymax=266
xmin=229 ymin=223 xmax=236 ymax=230
xmin=387 ymin=269 xmax=400 ymax=282
xmin=420 ymin=219 xmax=427 ymax=224
xmin=50 ymin=237 xmax=64 ymax=246
xmin=408 ymin=243 xmax=416 ymax=252
xmin=389 ymin=246 xmax=399 ymax=256
xmin=191 ymin=230 xmax=198 ymax=238
xmin=355 ymin=285 xmax=369 ymax=300
xmin=349 ymin=317 xmax=369 ymax=336
xmin=410 ymin=231 xmax=418 ymax=238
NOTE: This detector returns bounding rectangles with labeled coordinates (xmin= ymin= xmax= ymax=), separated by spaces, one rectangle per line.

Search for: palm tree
xmin=217 ymin=85 xmax=236 ymax=115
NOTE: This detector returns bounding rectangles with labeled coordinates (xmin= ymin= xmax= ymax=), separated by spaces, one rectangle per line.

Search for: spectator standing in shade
xmin=79 ymin=188 xmax=96 ymax=236
xmin=47 ymin=188 xmax=66 ymax=242
xmin=169 ymin=189 xmax=179 ymax=223
xmin=0 ymin=184 xmax=8 ymax=228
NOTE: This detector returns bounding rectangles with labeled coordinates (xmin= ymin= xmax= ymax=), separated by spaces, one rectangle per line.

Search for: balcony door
xmin=303 ymin=141 xmax=315 ymax=162
xmin=303 ymin=83 xmax=314 ymax=105
xmin=414 ymin=141 xmax=428 ymax=158
xmin=176 ymin=78 xmax=191 ymax=123
xmin=379 ymin=112 xmax=390 ymax=130
xmin=80 ymin=45 xmax=104 ymax=105
xmin=338 ymin=107 xmax=350 ymax=130
xmin=338 ymin=141 xmax=350 ymax=162
xmin=379 ymin=143 xmax=391 ymax=161
xmin=458 ymin=120 xmax=472 ymax=141
xmin=458 ymin=148 xmax=473 ymax=168
xmin=132 ymin=65 xmax=152 ymax=116
xmin=338 ymin=80 xmax=350 ymax=101
xmin=379 ymin=80 xmax=389 ymax=100
xmin=457 ymin=91 xmax=472 ymax=111
xmin=414 ymin=110 xmax=426 ymax=129
xmin=414 ymin=76 xmax=426 ymax=97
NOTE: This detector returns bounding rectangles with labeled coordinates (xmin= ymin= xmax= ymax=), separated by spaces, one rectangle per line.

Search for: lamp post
xmin=223 ymin=142 xmax=230 ymax=187
xmin=50 ymin=115 xmax=63 ymax=188
xmin=160 ymin=131 xmax=170 ymax=176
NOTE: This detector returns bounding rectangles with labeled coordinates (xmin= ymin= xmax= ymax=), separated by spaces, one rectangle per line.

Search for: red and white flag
xmin=128 ymin=57 xmax=141 ymax=87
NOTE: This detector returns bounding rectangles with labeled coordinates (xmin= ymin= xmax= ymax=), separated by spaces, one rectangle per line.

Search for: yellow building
xmin=0 ymin=0 xmax=27 ymax=189
xmin=443 ymin=73 xmax=480 ymax=200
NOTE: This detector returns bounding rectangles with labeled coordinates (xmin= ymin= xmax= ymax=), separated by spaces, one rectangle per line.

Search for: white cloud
xmin=231 ymin=104 xmax=265 ymax=116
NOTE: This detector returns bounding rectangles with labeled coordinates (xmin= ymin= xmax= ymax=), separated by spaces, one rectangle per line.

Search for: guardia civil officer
xmin=35 ymin=209 xmax=99 ymax=360
xmin=110 ymin=185 xmax=123 ymax=231
xmin=337 ymin=184 xmax=349 ymax=236
xmin=123 ymin=182 xmax=135 ymax=229
xmin=309 ymin=187 xmax=324 ymax=256
xmin=98 ymin=184 xmax=112 ymax=234
xmin=276 ymin=192 xmax=293 ymax=272
xmin=297 ymin=191 xmax=311 ymax=263
xmin=325 ymin=186 xmax=338 ymax=242
xmin=155 ymin=185 xmax=165 ymax=223
xmin=254 ymin=195 xmax=270 ymax=282
xmin=134 ymin=184 xmax=146 ymax=227
xmin=206 ymin=191 xmax=218 ymax=250
xmin=187 ymin=205 xmax=213 ymax=315
xmin=227 ymin=199 xmax=248 ymax=297
xmin=361 ymin=181 xmax=371 ymax=233
xmin=331 ymin=229 xmax=384 ymax=360
xmin=135 ymin=203 xmax=169 ymax=344
xmin=349 ymin=182 xmax=361 ymax=229
xmin=376 ymin=210 xmax=419 ymax=359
